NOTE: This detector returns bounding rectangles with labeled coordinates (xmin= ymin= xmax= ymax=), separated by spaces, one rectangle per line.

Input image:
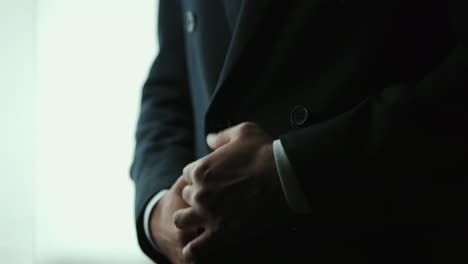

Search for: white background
xmin=1 ymin=0 xmax=159 ymax=263
xmin=0 ymin=0 xmax=36 ymax=263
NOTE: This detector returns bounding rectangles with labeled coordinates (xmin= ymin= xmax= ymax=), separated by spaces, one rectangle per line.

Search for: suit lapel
xmin=211 ymin=0 xmax=271 ymax=99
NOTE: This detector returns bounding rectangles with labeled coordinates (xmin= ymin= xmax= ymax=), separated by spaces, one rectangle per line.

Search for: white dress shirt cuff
xmin=273 ymin=139 xmax=311 ymax=214
xmin=143 ymin=189 xmax=170 ymax=251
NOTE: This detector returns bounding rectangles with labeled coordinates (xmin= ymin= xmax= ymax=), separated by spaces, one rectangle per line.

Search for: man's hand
xmin=173 ymin=122 xmax=288 ymax=261
xmin=150 ymin=177 xmax=197 ymax=264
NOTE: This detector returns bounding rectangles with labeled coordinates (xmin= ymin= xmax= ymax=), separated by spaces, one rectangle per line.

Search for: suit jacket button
xmin=290 ymin=105 xmax=309 ymax=127
xmin=185 ymin=11 xmax=197 ymax=33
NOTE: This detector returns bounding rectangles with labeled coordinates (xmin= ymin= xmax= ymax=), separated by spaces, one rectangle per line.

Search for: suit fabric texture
xmin=131 ymin=0 xmax=468 ymax=263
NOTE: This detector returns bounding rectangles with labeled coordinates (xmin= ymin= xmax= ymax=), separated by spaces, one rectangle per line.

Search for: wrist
xmin=144 ymin=190 xmax=169 ymax=252
xmin=259 ymin=141 xmax=283 ymax=202
xmin=273 ymin=139 xmax=311 ymax=215
xmin=150 ymin=193 xmax=167 ymax=245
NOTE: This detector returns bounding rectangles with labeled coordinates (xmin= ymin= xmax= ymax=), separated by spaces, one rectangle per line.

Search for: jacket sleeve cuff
xmin=143 ymin=189 xmax=170 ymax=252
xmin=273 ymin=139 xmax=311 ymax=215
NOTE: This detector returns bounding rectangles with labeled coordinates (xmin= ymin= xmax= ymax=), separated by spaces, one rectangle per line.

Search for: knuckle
xmin=185 ymin=243 xmax=196 ymax=258
xmin=182 ymin=165 xmax=188 ymax=175
xmin=173 ymin=214 xmax=183 ymax=228
xmin=192 ymin=160 xmax=209 ymax=183
xmin=182 ymin=163 xmax=192 ymax=175
xmin=193 ymin=187 xmax=212 ymax=205
xmin=195 ymin=190 xmax=221 ymax=215
xmin=188 ymin=240 xmax=204 ymax=257
xmin=237 ymin=122 xmax=256 ymax=136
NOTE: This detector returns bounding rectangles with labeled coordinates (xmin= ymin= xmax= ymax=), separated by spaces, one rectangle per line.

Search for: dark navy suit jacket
xmin=131 ymin=0 xmax=468 ymax=263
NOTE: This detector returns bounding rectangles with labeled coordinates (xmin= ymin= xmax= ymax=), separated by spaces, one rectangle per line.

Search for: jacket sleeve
xmin=130 ymin=0 xmax=193 ymax=262
xmin=280 ymin=0 xmax=468 ymax=229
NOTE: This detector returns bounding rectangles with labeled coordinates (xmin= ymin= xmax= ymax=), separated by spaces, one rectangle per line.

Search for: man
xmin=131 ymin=0 xmax=468 ymax=263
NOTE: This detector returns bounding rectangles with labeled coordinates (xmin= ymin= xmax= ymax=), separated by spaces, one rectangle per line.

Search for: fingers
xmin=173 ymin=176 xmax=192 ymax=195
xmin=182 ymin=229 xmax=215 ymax=261
xmin=207 ymin=122 xmax=259 ymax=150
xmin=206 ymin=125 xmax=238 ymax=149
xmin=177 ymin=228 xmax=200 ymax=246
xmin=182 ymin=159 xmax=210 ymax=186
xmin=206 ymin=132 xmax=231 ymax=149
xmin=182 ymin=161 xmax=197 ymax=184
xmin=173 ymin=207 xmax=206 ymax=230
xmin=181 ymin=184 xmax=194 ymax=205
